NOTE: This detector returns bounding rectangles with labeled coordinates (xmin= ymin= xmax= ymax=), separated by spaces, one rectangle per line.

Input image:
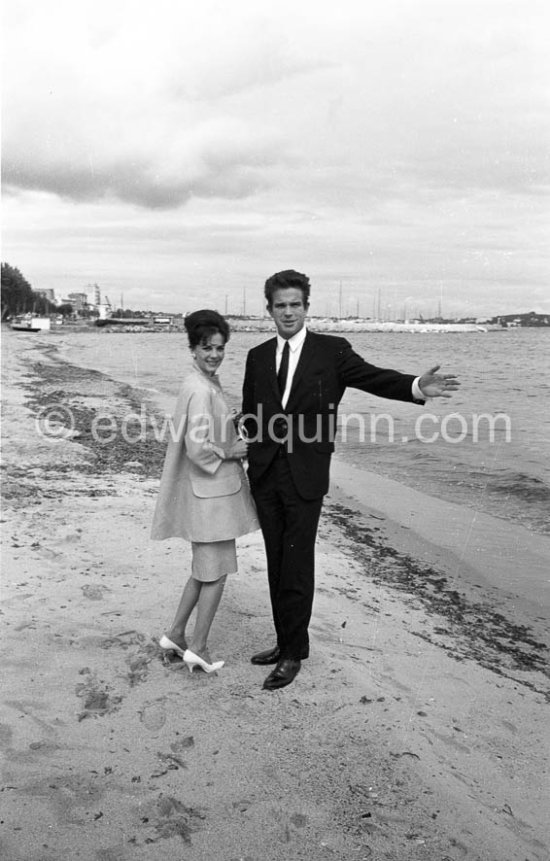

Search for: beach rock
xmin=122 ymin=460 xmax=144 ymax=471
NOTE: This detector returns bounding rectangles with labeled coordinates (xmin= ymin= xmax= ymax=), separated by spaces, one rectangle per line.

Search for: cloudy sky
xmin=3 ymin=0 xmax=549 ymax=317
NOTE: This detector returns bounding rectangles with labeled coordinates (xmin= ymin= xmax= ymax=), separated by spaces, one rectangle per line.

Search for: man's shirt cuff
xmin=412 ymin=377 xmax=426 ymax=401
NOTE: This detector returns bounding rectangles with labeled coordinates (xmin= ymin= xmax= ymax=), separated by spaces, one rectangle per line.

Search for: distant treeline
xmin=0 ymin=262 xmax=72 ymax=320
xmin=493 ymin=312 xmax=550 ymax=327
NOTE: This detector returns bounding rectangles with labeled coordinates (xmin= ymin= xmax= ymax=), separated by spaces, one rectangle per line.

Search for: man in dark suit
xmin=242 ymin=270 xmax=459 ymax=691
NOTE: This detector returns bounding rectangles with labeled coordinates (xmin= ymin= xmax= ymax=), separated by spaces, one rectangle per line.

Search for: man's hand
xmin=418 ymin=365 xmax=460 ymax=398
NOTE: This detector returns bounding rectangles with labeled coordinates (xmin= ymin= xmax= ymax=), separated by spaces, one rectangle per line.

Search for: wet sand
xmin=1 ymin=330 xmax=549 ymax=861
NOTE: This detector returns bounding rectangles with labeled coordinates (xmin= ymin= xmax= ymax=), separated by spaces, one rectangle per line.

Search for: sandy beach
xmin=1 ymin=331 xmax=549 ymax=861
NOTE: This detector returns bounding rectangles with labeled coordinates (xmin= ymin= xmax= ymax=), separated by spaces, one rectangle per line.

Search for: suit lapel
xmin=285 ymin=331 xmax=316 ymax=412
xmin=260 ymin=338 xmax=280 ymax=402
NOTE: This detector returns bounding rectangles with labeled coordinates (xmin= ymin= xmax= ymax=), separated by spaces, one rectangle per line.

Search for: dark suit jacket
xmin=242 ymin=330 xmax=423 ymax=499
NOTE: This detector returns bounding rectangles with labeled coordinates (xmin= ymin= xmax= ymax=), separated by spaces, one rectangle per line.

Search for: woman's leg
xmin=188 ymin=575 xmax=227 ymax=660
xmin=168 ymin=575 xmax=202 ymax=648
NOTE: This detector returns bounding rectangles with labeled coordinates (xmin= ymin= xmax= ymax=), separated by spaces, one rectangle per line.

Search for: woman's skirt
xmin=191 ymin=539 xmax=237 ymax=581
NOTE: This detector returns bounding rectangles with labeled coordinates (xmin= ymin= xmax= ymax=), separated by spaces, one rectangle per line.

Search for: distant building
xmin=67 ymin=292 xmax=89 ymax=313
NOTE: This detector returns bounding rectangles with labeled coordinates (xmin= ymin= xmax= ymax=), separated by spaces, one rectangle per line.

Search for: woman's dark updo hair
xmin=184 ymin=309 xmax=230 ymax=350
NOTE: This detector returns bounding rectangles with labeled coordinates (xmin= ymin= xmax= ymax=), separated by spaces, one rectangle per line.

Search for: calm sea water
xmin=58 ymin=328 xmax=550 ymax=535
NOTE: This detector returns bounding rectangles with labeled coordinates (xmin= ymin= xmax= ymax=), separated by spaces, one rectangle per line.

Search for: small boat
xmin=11 ymin=315 xmax=51 ymax=332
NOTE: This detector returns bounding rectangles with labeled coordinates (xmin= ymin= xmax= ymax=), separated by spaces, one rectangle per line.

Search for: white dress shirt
xmin=276 ymin=326 xmax=308 ymax=409
xmin=276 ymin=326 xmax=425 ymax=408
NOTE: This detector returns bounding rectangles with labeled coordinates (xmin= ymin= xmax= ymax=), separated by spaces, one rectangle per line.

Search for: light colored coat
xmin=151 ymin=365 xmax=259 ymax=542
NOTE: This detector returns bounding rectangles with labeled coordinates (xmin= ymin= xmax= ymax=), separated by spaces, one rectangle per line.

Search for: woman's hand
xmin=226 ymin=439 xmax=248 ymax=460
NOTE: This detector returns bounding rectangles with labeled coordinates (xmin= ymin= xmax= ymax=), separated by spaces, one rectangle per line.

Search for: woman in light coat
xmin=151 ymin=310 xmax=258 ymax=673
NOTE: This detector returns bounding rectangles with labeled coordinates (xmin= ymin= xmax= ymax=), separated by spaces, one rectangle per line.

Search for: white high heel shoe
xmin=159 ymin=635 xmax=186 ymax=658
xmin=183 ymin=649 xmax=224 ymax=674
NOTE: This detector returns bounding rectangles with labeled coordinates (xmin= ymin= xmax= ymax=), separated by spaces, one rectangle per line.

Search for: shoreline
xmin=2 ymin=319 xmax=512 ymax=335
xmin=1 ymin=334 xmax=549 ymax=860
xmin=329 ymin=460 xmax=550 ymax=621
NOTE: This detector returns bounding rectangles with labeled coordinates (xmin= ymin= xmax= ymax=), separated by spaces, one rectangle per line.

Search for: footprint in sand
xmin=136 ymin=795 xmax=206 ymax=845
xmin=75 ymin=672 xmax=122 ymax=721
xmin=290 ymin=813 xmax=308 ymax=828
xmin=100 ymin=630 xmax=147 ymax=650
xmin=81 ymin=583 xmax=109 ymax=600
xmin=139 ymin=698 xmax=167 ymax=731
xmin=268 ymin=808 xmax=311 ymax=844
xmin=126 ymin=653 xmax=152 ymax=687
xmin=37 ymin=546 xmax=62 ymax=560
xmin=171 ymin=736 xmax=195 ymax=752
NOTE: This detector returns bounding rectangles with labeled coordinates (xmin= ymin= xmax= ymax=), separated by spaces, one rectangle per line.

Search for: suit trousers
xmin=250 ymin=449 xmax=324 ymax=660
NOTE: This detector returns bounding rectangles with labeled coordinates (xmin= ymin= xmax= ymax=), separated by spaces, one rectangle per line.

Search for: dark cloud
xmin=2 ymin=128 xmax=283 ymax=209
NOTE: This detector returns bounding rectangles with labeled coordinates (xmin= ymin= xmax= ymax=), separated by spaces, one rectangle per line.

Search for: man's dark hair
xmin=184 ymin=309 xmax=230 ymax=349
xmin=264 ymin=270 xmax=311 ymax=309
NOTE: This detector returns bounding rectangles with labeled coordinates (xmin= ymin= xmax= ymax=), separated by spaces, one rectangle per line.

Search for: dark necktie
xmin=277 ymin=340 xmax=290 ymax=399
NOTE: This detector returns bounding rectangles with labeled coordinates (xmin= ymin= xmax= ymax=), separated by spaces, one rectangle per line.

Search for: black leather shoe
xmin=251 ymin=646 xmax=280 ymax=665
xmin=262 ymin=659 xmax=301 ymax=691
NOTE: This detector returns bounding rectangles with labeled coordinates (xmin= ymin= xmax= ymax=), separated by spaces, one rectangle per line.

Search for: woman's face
xmin=194 ymin=332 xmax=226 ymax=376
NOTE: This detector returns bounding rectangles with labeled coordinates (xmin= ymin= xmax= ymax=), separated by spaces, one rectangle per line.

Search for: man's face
xmin=268 ymin=288 xmax=308 ymax=339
